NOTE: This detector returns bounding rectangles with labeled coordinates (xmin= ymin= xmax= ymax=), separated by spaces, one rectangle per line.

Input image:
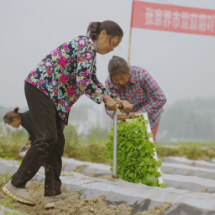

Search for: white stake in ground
xmin=139 ymin=113 xmax=164 ymax=185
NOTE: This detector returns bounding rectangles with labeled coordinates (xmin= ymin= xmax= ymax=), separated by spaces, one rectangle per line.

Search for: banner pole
xmin=128 ymin=0 xmax=134 ymax=64
xmin=128 ymin=28 xmax=132 ymax=64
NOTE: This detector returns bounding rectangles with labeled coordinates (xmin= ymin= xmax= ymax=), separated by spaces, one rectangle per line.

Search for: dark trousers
xmin=11 ymin=82 xmax=65 ymax=196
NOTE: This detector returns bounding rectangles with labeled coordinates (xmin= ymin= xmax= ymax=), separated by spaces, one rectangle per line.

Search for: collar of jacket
xmin=89 ymin=37 xmax=97 ymax=51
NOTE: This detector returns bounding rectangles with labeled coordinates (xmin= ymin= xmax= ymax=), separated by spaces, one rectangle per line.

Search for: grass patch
xmin=0 ymin=172 xmax=17 ymax=211
xmin=0 ymin=172 xmax=10 ymax=187
xmin=1 ymin=135 xmax=215 ymax=163
xmin=156 ymin=141 xmax=215 ymax=147
xmin=63 ymin=141 xmax=215 ymax=162
xmin=5 ymin=212 xmax=22 ymax=215
xmin=156 ymin=145 xmax=215 ymax=160
xmin=1 ymin=196 xmax=15 ymax=209
xmin=63 ymin=140 xmax=107 ymax=163
xmin=0 ymin=135 xmax=24 ymax=161
xmin=0 ymin=124 xmax=215 ymax=163
xmin=0 ymin=124 xmax=108 ymax=163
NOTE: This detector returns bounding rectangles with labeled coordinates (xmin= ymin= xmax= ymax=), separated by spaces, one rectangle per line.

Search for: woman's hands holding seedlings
xmin=117 ymin=111 xmax=128 ymax=121
xmin=115 ymin=98 xmax=133 ymax=111
xmin=113 ymin=98 xmax=133 ymax=120
xmin=118 ymin=111 xmax=140 ymax=120
xmin=104 ymin=96 xmax=134 ymax=116
xmin=121 ymin=100 xmax=133 ymax=111
xmin=128 ymin=111 xmax=140 ymax=118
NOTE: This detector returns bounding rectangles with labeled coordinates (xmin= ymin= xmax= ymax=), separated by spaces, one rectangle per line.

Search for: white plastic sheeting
xmin=61 ymin=157 xmax=215 ymax=192
xmin=164 ymin=156 xmax=215 ymax=169
xmin=161 ymin=163 xmax=215 ymax=179
xmin=1 ymin=158 xmax=215 ymax=214
xmin=0 ymin=204 xmax=22 ymax=215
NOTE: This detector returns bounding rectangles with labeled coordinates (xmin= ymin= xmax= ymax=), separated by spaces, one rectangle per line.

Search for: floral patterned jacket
xmin=25 ymin=36 xmax=116 ymax=124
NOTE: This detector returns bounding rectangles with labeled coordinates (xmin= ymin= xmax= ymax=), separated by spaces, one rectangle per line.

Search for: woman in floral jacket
xmin=3 ymin=21 xmax=133 ymax=208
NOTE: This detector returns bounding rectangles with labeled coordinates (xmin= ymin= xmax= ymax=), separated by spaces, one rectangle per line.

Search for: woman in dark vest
xmin=3 ymin=108 xmax=64 ymax=155
xmin=2 ymin=21 xmax=133 ymax=208
xmin=3 ymin=108 xmax=36 ymax=152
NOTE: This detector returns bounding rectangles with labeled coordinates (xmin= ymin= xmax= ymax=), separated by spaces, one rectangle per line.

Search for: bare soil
xmin=189 ymin=162 xmax=195 ymax=166
xmin=136 ymin=203 xmax=170 ymax=215
xmin=162 ymin=171 xmax=169 ymax=174
xmin=206 ymin=148 xmax=215 ymax=155
xmin=72 ymin=165 xmax=89 ymax=173
xmin=87 ymin=171 xmax=96 ymax=177
xmin=0 ymin=174 xmax=170 ymax=215
xmin=200 ymin=188 xmax=208 ymax=192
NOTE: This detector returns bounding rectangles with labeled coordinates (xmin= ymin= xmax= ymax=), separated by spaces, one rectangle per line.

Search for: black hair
xmin=3 ymin=107 xmax=20 ymax=123
xmin=108 ymin=56 xmax=129 ymax=81
xmin=87 ymin=20 xmax=123 ymax=41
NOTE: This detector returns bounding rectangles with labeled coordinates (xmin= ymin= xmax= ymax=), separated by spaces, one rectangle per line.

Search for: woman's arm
xmin=91 ymin=70 xmax=117 ymax=100
xmin=76 ymin=49 xmax=106 ymax=104
xmin=138 ymin=70 xmax=167 ymax=114
xmin=75 ymin=45 xmax=119 ymax=112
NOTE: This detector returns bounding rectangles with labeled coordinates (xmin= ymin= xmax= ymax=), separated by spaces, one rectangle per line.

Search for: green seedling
xmin=105 ymin=116 xmax=163 ymax=187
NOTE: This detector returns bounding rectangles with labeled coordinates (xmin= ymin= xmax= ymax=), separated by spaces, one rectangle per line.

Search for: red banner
xmin=131 ymin=1 xmax=215 ymax=36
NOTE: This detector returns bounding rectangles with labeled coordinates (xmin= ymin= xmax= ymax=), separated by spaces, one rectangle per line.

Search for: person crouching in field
xmin=3 ymin=108 xmax=36 ymax=154
xmin=3 ymin=107 xmax=65 ymax=158
xmin=105 ymin=56 xmax=167 ymax=143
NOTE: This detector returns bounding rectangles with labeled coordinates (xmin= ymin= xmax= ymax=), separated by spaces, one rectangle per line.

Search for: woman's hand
xmin=117 ymin=111 xmax=128 ymax=121
xmin=26 ymin=140 xmax=31 ymax=149
xmin=128 ymin=111 xmax=140 ymax=118
xmin=121 ymin=100 xmax=133 ymax=111
xmin=104 ymin=94 xmax=117 ymax=114
xmin=115 ymin=98 xmax=133 ymax=111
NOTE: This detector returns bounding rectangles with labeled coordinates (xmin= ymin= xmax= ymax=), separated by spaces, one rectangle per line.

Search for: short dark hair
xmin=108 ymin=56 xmax=129 ymax=81
xmin=87 ymin=20 xmax=123 ymax=41
xmin=3 ymin=107 xmax=20 ymax=123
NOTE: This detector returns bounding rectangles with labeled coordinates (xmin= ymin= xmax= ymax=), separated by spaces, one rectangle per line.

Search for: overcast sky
xmin=0 ymin=0 xmax=215 ymax=111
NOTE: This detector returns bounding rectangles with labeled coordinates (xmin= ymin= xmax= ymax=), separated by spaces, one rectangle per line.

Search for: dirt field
xmin=0 ymin=174 xmax=170 ymax=215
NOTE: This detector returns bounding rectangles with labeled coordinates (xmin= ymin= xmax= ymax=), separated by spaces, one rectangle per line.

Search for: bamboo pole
xmin=128 ymin=27 xmax=132 ymax=64
xmin=128 ymin=0 xmax=134 ymax=64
